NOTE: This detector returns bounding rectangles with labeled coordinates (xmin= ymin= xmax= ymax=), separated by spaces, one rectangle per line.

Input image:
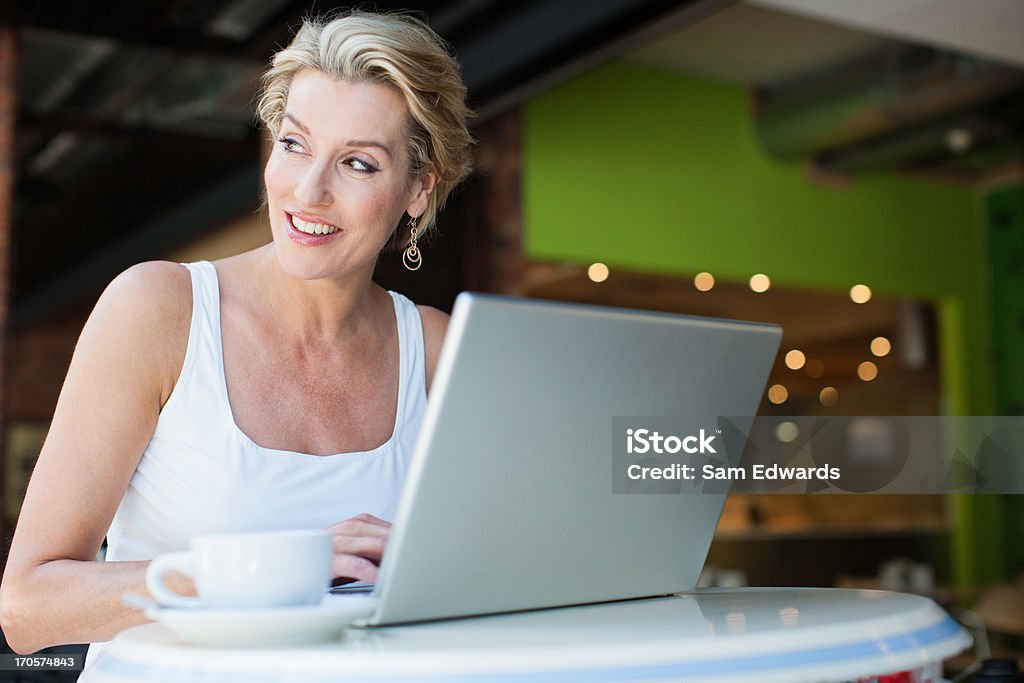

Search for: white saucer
xmin=145 ymin=594 xmax=377 ymax=647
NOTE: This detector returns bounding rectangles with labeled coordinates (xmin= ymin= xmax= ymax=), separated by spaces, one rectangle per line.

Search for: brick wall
xmin=463 ymin=109 xmax=525 ymax=294
xmin=0 ymin=26 xmax=16 ymax=548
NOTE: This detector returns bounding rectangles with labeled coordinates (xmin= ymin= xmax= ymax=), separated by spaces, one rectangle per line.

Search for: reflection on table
xmin=85 ymin=587 xmax=970 ymax=683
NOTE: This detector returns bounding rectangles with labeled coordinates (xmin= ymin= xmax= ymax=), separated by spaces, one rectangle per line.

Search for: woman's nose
xmin=293 ymin=161 xmax=333 ymax=207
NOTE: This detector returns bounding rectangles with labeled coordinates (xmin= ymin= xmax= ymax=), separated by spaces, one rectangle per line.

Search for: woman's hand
xmin=326 ymin=513 xmax=391 ymax=584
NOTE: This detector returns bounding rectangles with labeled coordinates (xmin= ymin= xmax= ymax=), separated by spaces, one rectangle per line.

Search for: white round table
xmin=84 ymin=587 xmax=971 ymax=682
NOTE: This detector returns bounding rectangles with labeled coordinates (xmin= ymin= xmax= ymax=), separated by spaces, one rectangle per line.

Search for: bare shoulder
xmin=101 ymin=260 xmax=191 ymax=310
xmin=417 ymin=304 xmax=450 ymax=342
xmin=417 ymin=304 xmax=450 ymax=392
xmin=92 ymin=261 xmax=191 ymax=354
xmin=86 ymin=261 xmax=192 ymax=403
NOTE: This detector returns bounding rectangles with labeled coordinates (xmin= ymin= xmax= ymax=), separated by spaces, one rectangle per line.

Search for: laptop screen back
xmin=370 ymin=293 xmax=781 ymax=625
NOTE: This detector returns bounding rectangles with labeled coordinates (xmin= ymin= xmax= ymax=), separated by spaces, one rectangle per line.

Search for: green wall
xmin=523 ymin=62 xmax=1006 ymax=585
xmin=987 ymin=184 xmax=1024 ymax=577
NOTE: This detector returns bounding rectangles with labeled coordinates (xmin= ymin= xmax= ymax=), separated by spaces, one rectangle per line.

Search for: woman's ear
xmin=407 ymin=169 xmax=438 ymax=218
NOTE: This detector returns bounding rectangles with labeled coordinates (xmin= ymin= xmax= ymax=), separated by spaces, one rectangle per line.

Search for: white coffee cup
xmin=146 ymin=529 xmax=332 ymax=609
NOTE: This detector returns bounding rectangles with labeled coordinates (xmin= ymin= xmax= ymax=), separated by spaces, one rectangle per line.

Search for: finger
xmin=332 ymin=554 xmax=380 ymax=584
xmin=351 ymin=513 xmax=391 ymax=529
xmin=328 ymin=519 xmax=390 ymax=539
xmin=332 ymin=534 xmax=387 ymax=562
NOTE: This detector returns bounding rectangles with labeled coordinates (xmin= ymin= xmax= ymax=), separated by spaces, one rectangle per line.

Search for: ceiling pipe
xmin=753 ymin=45 xmax=1024 ymax=169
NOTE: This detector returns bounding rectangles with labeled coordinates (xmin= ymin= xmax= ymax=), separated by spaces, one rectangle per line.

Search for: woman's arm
xmin=0 ymin=261 xmax=191 ymax=654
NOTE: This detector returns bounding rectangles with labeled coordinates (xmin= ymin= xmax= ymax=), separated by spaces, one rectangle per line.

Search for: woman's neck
xmin=248 ymin=245 xmax=388 ymax=348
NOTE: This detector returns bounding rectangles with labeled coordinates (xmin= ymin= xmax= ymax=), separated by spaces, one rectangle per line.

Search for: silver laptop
xmin=359 ymin=292 xmax=781 ymax=625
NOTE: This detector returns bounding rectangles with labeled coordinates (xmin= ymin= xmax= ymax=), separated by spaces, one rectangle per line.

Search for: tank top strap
xmin=166 ymin=261 xmax=229 ymax=417
xmin=388 ymin=290 xmax=428 ymax=419
xmin=180 ymin=261 xmax=222 ymax=334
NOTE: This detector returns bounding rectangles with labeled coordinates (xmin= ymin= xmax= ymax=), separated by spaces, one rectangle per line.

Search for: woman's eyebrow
xmin=281 ymin=112 xmax=309 ymax=133
xmin=345 ymin=140 xmax=393 ymax=158
xmin=281 ymin=112 xmax=393 ymax=159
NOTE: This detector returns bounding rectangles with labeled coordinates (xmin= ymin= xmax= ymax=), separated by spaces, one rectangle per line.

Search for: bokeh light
xmin=749 ymin=274 xmax=771 ymax=293
xmin=768 ymin=384 xmax=789 ymax=404
xmin=805 ymin=359 xmax=825 ymax=378
xmin=694 ymin=272 xmax=715 ymax=292
xmin=858 ymin=361 xmax=878 ymax=381
xmin=775 ymin=422 xmax=799 ymax=443
xmin=850 ymin=284 xmax=872 ymax=304
xmin=819 ymin=387 xmax=839 ymax=406
xmin=587 ymin=263 xmax=609 ymax=283
xmin=870 ymin=337 xmax=891 ymax=357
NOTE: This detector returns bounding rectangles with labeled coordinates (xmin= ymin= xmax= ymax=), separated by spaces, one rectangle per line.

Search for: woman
xmin=0 ymin=9 xmax=473 ymax=658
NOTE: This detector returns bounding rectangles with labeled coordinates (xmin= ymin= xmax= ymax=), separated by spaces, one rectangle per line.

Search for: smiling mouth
xmin=289 ymin=213 xmax=341 ymax=235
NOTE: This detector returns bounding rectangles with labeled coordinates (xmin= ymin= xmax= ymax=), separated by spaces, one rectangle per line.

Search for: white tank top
xmin=104 ymin=260 xmax=428 ymax=558
xmin=86 ymin=261 xmax=427 ymax=669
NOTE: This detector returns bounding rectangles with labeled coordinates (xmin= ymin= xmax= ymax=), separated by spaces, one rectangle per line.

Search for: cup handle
xmin=146 ymin=551 xmax=201 ymax=608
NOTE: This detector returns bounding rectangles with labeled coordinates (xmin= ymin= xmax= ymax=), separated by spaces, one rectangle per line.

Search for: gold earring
xmin=402 ymin=216 xmax=422 ymax=271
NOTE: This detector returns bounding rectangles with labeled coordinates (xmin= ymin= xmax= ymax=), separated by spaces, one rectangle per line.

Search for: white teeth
xmin=291 ymin=215 xmax=339 ymax=235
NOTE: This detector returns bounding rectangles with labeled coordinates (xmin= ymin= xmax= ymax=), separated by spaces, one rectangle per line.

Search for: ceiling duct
xmin=753 ymin=45 xmax=1024 ymax=172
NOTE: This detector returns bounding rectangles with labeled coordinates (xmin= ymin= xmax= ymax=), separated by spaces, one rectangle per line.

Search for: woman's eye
xmin=277 ymin=136 xmax=304 ymax=154
xmin=345 ymin=158 xmax=378 ymax=173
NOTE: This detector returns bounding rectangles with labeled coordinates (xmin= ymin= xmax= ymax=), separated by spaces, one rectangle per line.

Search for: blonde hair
xmin=257 ymin=10 xmax=474 ymax=236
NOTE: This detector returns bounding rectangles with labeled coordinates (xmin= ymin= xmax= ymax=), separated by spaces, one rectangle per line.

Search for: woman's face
xmin=264 ymin=69 xmax=434 ymax=282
